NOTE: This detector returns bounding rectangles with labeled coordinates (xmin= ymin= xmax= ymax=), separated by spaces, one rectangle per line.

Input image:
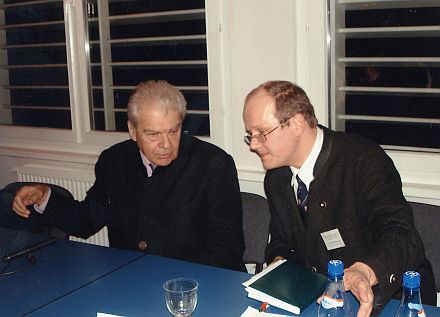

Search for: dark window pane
xmin=5 ymin=2 xmax=64 ymax=24
xmin=92 ymin=90 xmax=104 ymax=109
xmin=184 ymin=91 xmax=209 ymax=111
xmin=346 ymin=38 xmax=440 ymax=58
xmin=346 ymin=95 xmax=440 ymax=119
xmin=87 ymin=1 xmax=209 ymax=134
xmin=88 ymin=22 xmax=100 ymax=41
xmin=113 ymin=90 xmax=130 ymax=109
xmin=6 ymin=25 xmax=66 ymax=45
xmin=115 ymin=112 xmax=128 ymax=131
xmin=89 ymin=46 xmax=101 ymax=63
xmin=111 ymin=20 xmax=206 ymax=39
xmin=10 ymin=89 xmax=69 ymax=107
xmin=111 ymin=42 xmax=207 ymax=62
xmin=108 ymin=0 xmax=205 ymax=15
xmin=346 ymin=67 xmax=440 ymax=88
xmin=12 ymin=108 xmax=71 ymax=129
xmin=7 ymin=47 xmax=67 ymax=65
xmin=346 ymin=121 xmax=439 ymax=149
xmin=332 ymin=4 xmax=440 ymax=151
xmin=112 ymin=66 xmax=208 ymax=86
xmin=9 ymin=69 xmax=68 ymax=86
xmin=93 ymin=111 xmax=105 ymax=131
xmin=346 ymin=7 xmax=440 ymax=28
xmin=91 ymin=67 xmax=102 ymax=85
xmin=182 ymin=114 xmax=209 ymax=136
xmin=1 ymin=1 xmax=71 ymax=129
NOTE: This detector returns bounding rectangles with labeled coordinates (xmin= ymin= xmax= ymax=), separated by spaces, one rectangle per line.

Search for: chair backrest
xmin=0 ymin=182 xmax=72 ymax=239
xmin=410 ymin=202 xmax=440 ymax=293
xmin=241 ymin=192 xmax=270 ymax=274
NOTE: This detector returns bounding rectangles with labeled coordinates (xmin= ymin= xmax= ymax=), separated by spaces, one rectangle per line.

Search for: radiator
xmin=16 ymin=163 xmax=109 ymax=247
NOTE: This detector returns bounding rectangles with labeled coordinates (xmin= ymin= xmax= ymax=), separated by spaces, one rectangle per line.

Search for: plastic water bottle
xmin=394 ymin=271 xmax=427 ymax=317
xmin=318 ymin=259 xmax=351 ymax=317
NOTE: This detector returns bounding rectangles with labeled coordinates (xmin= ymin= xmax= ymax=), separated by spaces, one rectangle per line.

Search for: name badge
xmin=320 ymin=229 xmax=345 ymax=250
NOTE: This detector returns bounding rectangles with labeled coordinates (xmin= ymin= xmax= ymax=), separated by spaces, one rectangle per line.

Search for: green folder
xmin=243 ymin=260 xmax=327 ymax=315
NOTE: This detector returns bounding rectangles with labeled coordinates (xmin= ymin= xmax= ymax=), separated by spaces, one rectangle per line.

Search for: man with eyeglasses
xmin=242 ymin=81 xmax=436 ymax=316
xmin=9 ymin=80 xmax=245 ymax=271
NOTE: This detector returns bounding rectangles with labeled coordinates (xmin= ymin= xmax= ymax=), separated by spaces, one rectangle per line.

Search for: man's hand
xmin=344 ymin=262 xmax=377 ymax=317
xmin=269 ymin=256 xmax=285 ymax=266
xmin=12 ymin=184 xmax=50 ymax=218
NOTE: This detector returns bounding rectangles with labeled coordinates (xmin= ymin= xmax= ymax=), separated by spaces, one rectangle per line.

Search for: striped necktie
xmin=296 ymin=175 xmax=308 ymax=221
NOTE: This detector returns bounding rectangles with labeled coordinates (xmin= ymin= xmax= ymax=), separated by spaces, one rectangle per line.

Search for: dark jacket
xmin=264 ymin=126 xmax=436 ymax=306
xmin=42 ymin=134 xmax=245 ymax=271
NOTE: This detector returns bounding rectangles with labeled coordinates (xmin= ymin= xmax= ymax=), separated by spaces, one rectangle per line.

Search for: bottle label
xmin=408 ymin=303 xmax=426 ymax=317
xmin=321 ymin=295 xmax=344 ymax=309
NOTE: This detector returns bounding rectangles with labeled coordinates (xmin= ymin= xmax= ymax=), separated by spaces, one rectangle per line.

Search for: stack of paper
xmin=243 ymin=259 xmax=327 ymax=315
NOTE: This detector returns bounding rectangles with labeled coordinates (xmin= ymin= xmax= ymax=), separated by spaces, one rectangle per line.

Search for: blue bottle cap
xmin=327 ymin=259 xmax=344 ymax=277
xmin=403 ymin=271 xmax=420 ymax=288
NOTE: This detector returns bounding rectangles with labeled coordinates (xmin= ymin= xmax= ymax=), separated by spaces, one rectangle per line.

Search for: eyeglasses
xmin=244 ymin=115 xmax=296 ymax=146
xmin=244 ymin=125 xmax=278 ymax=145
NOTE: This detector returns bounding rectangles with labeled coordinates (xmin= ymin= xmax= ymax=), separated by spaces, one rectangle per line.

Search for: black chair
xmin=410 ymin=202 xmax=440 ymax=304
xmin=0 ymin=182 xmax=71 ymax=239
xmin=241 ymin=192 xmax=270 ymax=274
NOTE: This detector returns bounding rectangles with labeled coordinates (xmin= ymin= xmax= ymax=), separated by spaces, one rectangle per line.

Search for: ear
xmin=291 ymin=114 xmax=307 ymax=136
xmin=127 ymin=121 xmax=137 ymax=141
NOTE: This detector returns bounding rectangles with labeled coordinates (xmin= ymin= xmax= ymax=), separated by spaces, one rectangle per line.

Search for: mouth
xmin=156 ymin=152 xmax=175 ymax=160
xmin=157 ymin=155 xmax=171 ymax=160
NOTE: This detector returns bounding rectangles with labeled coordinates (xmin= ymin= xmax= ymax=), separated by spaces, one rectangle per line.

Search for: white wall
xmin=228 ymin=0 xmax=297 ymax=195
xmin=0 ymin=0 xmax=438 ymax=204
xmin=225 ymin=0 xmax=328 ymax=196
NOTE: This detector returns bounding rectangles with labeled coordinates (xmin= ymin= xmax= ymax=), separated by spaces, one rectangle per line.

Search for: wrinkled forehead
xmin=136 ymin=104 xmax=182 ymax=128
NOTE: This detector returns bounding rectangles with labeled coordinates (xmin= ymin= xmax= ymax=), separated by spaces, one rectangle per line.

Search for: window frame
xmin=328 ymin=0 xmax=440 ymax=152
xmin=326 ymin=0 xmax=440 ymax=204
xmin=0 ymin=0 xmax=226 ymax=152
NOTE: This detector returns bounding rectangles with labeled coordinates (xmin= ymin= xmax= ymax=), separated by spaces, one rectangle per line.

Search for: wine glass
xmin=163 ymin=278 xmax=198 ymax=317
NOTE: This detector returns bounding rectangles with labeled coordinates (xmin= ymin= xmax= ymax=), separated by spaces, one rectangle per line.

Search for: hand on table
xmin=344 ymin=262 xmax=378 ymax=317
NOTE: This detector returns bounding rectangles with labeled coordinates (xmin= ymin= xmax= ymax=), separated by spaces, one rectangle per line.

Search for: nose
xmin=249 ymin=137 xmax=262 ymax=152
xmin=158 ymin=133 xmax=172 ymax=148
